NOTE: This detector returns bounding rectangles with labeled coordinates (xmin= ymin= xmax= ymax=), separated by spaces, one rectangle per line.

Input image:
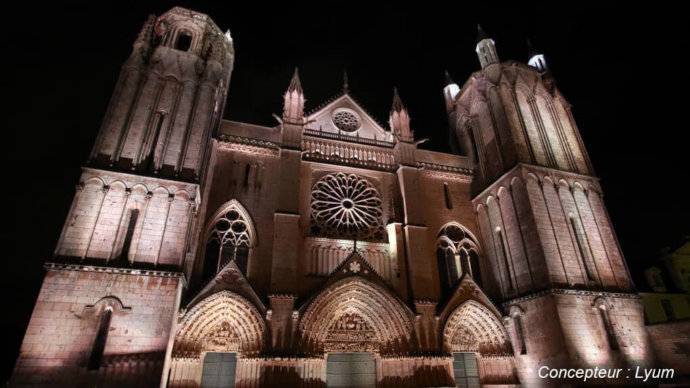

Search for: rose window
xmin=332 ymin=109 xmax=360 ymax=132
xmin=311 ymin=173 xmax=383 ymax=240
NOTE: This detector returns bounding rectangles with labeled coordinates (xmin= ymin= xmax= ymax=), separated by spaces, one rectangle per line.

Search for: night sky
xmin=2 ymin=1 xmax=688 ymax=381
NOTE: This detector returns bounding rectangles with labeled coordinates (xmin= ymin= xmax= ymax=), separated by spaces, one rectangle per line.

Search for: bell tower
xmin=12 ymin=8 xmax=234 ymax=386
xmin=447 ymin=31 xmax=655 ymax=386
xmin=89 ymin=7 xmax=234 ymax=181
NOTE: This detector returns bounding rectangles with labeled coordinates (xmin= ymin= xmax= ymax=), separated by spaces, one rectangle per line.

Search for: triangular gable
xmin=307 ymin=93 xmax=394 ymax=143
xmin=437 ymin=274 xmax=504 ymax=323
xmin=185 ymin=260 xmax=266 ymax=314
xmin=296 ymin=249 xmax=413 ymax=316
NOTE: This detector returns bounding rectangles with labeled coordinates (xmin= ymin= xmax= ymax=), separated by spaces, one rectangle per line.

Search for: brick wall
xmin=12 ymin=266 xmax=181 ymax=387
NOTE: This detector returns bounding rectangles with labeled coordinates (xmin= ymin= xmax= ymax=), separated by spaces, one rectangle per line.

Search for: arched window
xmin=175 ymin=31 xmax=193 ymax=51
xmin=594 ymin=298 xmax=619 ymax=351
xmin=495 ymin=228 xmax=514 ymax=292
xmin=202 ymin=201 xmax=255 ymax=284
xmin=569 ymin=215 xmax=596 ymax=282
xmin=88 ymin=306 xmax=112 ymax=370
xmin=509 ymin=307 xmax=527 ymax=355
xmin=436 ymin=223 xmax=482 ymax=295
xmin=443 ymin=182 xmax=453 ymax=210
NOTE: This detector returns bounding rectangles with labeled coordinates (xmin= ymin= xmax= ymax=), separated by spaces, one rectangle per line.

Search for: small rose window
xmin=332 ymin=109 xmax=361 ymax=132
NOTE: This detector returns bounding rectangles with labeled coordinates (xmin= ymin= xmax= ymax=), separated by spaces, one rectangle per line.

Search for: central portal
xmin=326 ymin=353 xmax=376 ymax=388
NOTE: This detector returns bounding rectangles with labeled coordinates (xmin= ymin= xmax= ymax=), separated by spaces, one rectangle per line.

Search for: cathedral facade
xmin=11 ymin=7 xmax=663 ymax=388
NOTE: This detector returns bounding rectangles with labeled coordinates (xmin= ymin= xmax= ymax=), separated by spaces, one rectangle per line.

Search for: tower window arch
xmin=436 ymin=223 xmax=482 ymax=295
xmin=202 ymin=201 xmax=255 ymax=284
xmin=594 ymin=299 xmax=619 ymax=351
xmin=175 ymin=30 xmax=193 ymax=51
xmin=443 ymin=182 xmax=453 ymax=210
xmin=568 ymin=213 xmax=596 ymax=282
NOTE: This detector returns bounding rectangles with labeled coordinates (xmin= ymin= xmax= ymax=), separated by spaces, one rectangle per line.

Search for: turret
xmin=527 ymin=39 xmax=548 ymax=72
xmin=475 ymin=24 xmax=499 ymax=69
xmin=283 ymin=67 xmax=305 ymax=124
xmin=443 ymin=70 xmax=460 ymax=113
xmin=88 ymin=7 xmax=234 ymax=181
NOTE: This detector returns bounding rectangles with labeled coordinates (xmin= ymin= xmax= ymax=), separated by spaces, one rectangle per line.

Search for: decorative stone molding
xmin=501 ymin=288 xmax=641 ymax=308
xmin=44 ymin=262 xmax=183 ymax=279
xmin=174 ymin=290 xmax=265 ymax=357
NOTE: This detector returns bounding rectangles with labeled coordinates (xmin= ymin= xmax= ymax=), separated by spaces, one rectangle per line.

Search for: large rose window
xmin=311 ymin=172 xmax=383 ymax=240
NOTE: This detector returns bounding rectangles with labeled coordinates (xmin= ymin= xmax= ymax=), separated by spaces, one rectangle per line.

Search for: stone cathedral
xmin=13 ymin=6 xmax=674 ymax=388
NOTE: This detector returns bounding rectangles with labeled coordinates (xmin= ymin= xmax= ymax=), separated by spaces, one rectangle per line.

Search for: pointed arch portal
xmin=443 ymin=300 xmax=511 ymax=356
xmin=174 ymin=291 xmax=265 ymax=357
xmin=299 ymin=278 xmax=414 ymax=354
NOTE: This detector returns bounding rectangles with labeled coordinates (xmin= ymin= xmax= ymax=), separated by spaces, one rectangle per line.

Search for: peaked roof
xmin=306 ymin=91 xmax=393 ymax=142
xmin=437 ymin=273 xmax=504 ymax=321
xmin=185 ymin=260 xmax=266 ymax=314
xmin=296 ymin=250 xmax=413 ymax=316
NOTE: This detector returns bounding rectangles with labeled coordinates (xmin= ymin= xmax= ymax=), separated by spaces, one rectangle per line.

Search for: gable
xmin=307 ymin=93 xmax=394 ymax=143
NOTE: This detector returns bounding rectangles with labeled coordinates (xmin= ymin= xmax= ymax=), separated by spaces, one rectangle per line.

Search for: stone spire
xmin=287 ymin=67 xmax=303 ymax=94
xmin=389 ymin=88 xmax=412 ymax=142
xmin=343 ymin=70 xmax=349 ymax=93
xmin=476 ymin=24 xmax=489 ymax=43
xmin=475 ymin=24 xmax=499 ymax=69
xmin=283 ymin=67 xmax=305 ymax=123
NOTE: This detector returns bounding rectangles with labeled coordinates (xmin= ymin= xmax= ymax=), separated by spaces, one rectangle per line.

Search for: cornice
xmin=501 ymin=288 xmax=640 ymax=307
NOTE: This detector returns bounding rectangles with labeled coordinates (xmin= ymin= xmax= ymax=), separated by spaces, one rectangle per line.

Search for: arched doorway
xmin=299 ymin=278 xmax=414 ymax=387
xmin=442 ymin=300 xmax=513 ymax=387
xmin=169 ymin=291 xmax=265 ymax=388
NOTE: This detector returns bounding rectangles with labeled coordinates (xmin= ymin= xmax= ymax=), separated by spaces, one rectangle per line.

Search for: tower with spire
xmin=475 ymin=24 xmax=499 ymax=68
xmin=444 ymin=19 xmax=654 ymax=387
xmin=527 ymin=39 xmax=548 ymax=72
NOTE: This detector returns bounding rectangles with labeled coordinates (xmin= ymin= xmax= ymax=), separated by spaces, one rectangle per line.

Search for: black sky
xmin=2 ymin=1 xmax=689 ymax=381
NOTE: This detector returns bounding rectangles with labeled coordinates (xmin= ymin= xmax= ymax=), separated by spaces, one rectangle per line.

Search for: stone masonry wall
xmin=12 ymin=266 xmax=181 ymax=387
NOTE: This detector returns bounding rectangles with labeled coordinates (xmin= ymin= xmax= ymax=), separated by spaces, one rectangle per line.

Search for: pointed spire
xmin=283 ymin=67 xmax=305 ymax=124
xmin=444 ymin=70 xmax=455 ymax=86
xmin=475 ymin=24 xmax=499 ymax=69
xmin=391 ymin=87 xmax=405 ymax=113
xmin=389 ymin=88 xmax=412 ymax=142
xmin=343 ymin=70 xmax=349 ymax=93
xmin=224 ymin=29 xmax=233 ymax=43
xmin=287 ymin=67 xmax=303 ymax=94
xmin=526 ymin=39 xmax=539 ymax=58
xmin=477 ymin=24 xmax=489 ymax=43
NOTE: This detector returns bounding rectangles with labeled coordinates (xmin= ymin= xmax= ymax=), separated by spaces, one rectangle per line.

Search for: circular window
xmin=311 ymin=172 xmax=383 ymax=239
xmin=332 ymin=109 xmax=361 ymax=132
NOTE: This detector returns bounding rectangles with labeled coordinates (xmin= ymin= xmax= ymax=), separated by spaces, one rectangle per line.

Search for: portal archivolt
xmin=299 ymin=278 xmax=413 ymax=354
xmin=443 ymin=300 xmax=511 ymax=355
xmin=174 ymin=291 xmax=265 ymax=357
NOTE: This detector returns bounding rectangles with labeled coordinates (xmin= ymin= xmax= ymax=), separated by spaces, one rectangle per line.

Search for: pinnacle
xmin=391 ymin=87 xmax=405 ymax=113
xmin=287 ymin=67 xmax=303 ymax=94
xmin=477 ymin=24 xmax=489 ymax=42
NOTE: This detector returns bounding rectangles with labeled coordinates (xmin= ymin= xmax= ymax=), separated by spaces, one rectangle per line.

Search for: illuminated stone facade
xmin=11 ymin=7 xmax=671 ymax=388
